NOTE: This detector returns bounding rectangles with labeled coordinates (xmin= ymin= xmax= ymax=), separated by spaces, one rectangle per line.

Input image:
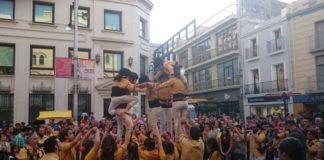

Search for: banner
xmin=78 ymin=59 xmax=95 ymax=78
xmin=55 ymin=57 xmax=72 ymax=78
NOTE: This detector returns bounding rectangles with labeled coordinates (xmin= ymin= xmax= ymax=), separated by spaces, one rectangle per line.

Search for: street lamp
xmin=128 ymin=56 xmax=133 ymax=67
xmin=95 ymin=53 xmax=101 ymax=65
xmin=72 ymin=0 xmax=79 ymax=121
xmin=281 ymin=92 xmax=289 ymax=116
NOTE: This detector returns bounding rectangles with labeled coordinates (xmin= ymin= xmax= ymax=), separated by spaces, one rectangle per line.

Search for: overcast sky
xmin=149 ymin=0 xmax=295 ymax=44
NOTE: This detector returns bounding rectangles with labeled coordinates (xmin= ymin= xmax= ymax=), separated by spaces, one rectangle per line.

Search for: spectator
xmin=17 ymin=134 xmax=44 ymax=160
xmin=127 ymin=141 xmax=140 ymax=160
xmin=41 ymin=136 xmax=59 ymax=160
xmin=307 ymin=129 xmax=321 ymax=160
xmin=13 ymin=127 xmax=31 ymax=148
xmin=8 ymin=145 xmax=19 ymax=160
xmin=315 ymin=117 xmax=323 ymax=128
xmin=156 ymin=127 xmax=179 ymax=160
xmin=59 ymin=129 xmax=82 ymax=160
xmin=247 ymin=123 xmax=266 ymax=160
xmin=219 ymin=127 xmax=233 ymax=160
xmin=285 ymin=119 xmax=307 ymax=160
xmin=279 ymin=137 xmax=305 ymax=160
xmin=139 ymin=137 xmax=159 ymax=160
xmin=0 ymin=133 xmax=11 ymax=159
xmin=206 ymin=137 xmax=221 ymax=160
xmin=37 ymin=127 xmax=48 ymax=147
xmin=179 ymin=119 xmax=204 ymax=160
xmin=100 ymin=135 xmax=128 ymax=160
xmin=233 ymin=125 xmax=246 ymax=160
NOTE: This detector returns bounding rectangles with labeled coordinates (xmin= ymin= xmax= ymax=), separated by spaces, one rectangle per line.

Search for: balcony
xmin=244 ymin=79 xmax=288 ymax=95
xmin=267 ymin=37 xmax=285 ymax=54
xmin=191 ymin=51 xmax=211 ymax=65
xmin=310 ymin=33 xmax=324 ymax=53
xmin=245 ymin=45 xmax=260 ymax=60
xmin=190 ymin=75 xmax=240 ymax=92
xmin=216 ymin=36 xmax=239 ymax=56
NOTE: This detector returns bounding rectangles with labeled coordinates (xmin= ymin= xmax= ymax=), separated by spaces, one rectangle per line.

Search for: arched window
xmin=39 ymin=55 xmax=45 ymax=65
xmin=32 ymin=55 xmax=37 ymax=65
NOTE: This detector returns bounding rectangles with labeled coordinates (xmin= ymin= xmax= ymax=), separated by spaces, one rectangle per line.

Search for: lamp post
xmin=73 ymin=0 xmax=79 ymax=121
xmin=281 ymin=92 xmax=288 ymax=116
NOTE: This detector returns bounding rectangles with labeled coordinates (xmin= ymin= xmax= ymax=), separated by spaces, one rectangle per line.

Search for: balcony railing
xmin=244 ymin=79 xmax=288 ymax=95
xmin=190 ymin=76 xmax=240 ymax=92
xmin=216 ymin=36 xmax=239 ymax=56
xmin=267 ymin=37 xmax=285 ymax=53
xmin=191 ymin=51 xmax=211 ymax=65
xmin=310 ymin=33 xmax=324 ymax=53
xmin=245 ymin=45 xmax=259 ymax=60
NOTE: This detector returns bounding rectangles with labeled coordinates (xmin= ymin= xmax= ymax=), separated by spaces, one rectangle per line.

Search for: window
xmin=33 ymin=2 xmax=54 ymax=24
xmin=70 ymin=6 xmax=89 ymax=28
xmin=104 ymin=10 xmax=121 ymax=31
xmin=32 ymin=55 xmax=36 ymax=65
xmin=103 ymin=51 xmax=123 ymax=72
xmin=192 ymin=38 xmax=211 ymax=65
xmin=0 ymin=94 xmax=13 ymax=122
xmin=178 ymin=50 xmax=188 ymax=68
xmin=68 ymin=94 xmax=91 ymax=121
xmin=0 ymin=0 xmax=14 ymax=20
xmin=103 ymin=99 xmax=112 ymax=118
xmin=139 ymin=18 xmax=146 ymax=37
xmin=273 ymin=29 xmax=282 ymax=39
xmin=274 ymin=64 xmax=285 ymax=91
xmin=217 ymin=59 xmax=240 ymax=87
xmin=315 ymin=21 xmax=324 ymax=49
xmin=29 ymin=94 xmax=54 ymax=124
xmin=68 ymin=48 xmax=91 ymax=59
xmin=140 ymin=55 xmax=148 ymax=75
xmin=251 ymin=69 xmax=260 ymax=93
xmin=316 ymin=55 xmax=324 ymax=90
xmin=268 ymin=29 xmax=284 ymax=52
xmin=0 ymin=43 xmax=14 ymax=75
xmin=192 ymin=67 xmax=211 ymax=91
xmin=39 ymin=55 xmax=44 ymax=65
xmin=30 ymin=46 xmax=55 ymax=76
xmin=251 ymin=38 xmax=257 ymax=57
xmin=68 ymin=48 xmax=91 ymax=76
xmin=216 ymin=25 xmax=238 ymax=54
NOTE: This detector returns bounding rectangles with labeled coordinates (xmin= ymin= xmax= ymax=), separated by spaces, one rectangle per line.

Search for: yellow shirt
xmin=84 ymin=148 xmax=97 ymax=160
xmin=179 ymin=134 xmax=204 ymax=160
xmin=59 ymin=142 xmax=77 ymax=160
xmin=247 ymin=131 xmax=266 ymax=158
xmin=132 ymin=133 xmax=147 ymax=146
xmin=114 ymin=144 xmax=127 ymax=160
xmin=38 ymin=135 xmax=48 ymax=145
xmin=157 ymin=77 xmax=188 ymax=95
xmin=307 ymin=139 xmax=321 ymax=160
xmin=210 ymin=151 xmax=222 ymax=160
xmin=159 ymin=145 xmax=180 ymax=160
xmin=139 ymin=148 xmax=160 ymax=160
xmin=40 ymin=152 xmax=59 ymax=160
xmin=18 ymin=145 xmax=43 ymax=160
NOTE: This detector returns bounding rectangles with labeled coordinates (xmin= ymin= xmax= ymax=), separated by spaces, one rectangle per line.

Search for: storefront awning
xmin=37 ymin=110 xmax=73 ymax=120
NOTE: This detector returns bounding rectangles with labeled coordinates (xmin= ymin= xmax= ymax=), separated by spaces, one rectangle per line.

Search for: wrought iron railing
xmin=244 ymin=79 xmax=288 ymax=94
xmin=190 ymin=75 xmax=240 ymax=92
xmin=267 ymin=37 xmax=285 ymax=53
xmin=245 ymin=45 xmax=259 ymax=60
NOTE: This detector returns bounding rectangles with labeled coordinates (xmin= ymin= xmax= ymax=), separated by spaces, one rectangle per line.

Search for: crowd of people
xmin=0 ymin=58 xmax=323 ymax=160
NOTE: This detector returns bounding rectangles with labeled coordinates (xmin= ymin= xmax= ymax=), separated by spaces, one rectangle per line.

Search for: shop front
xmin=293 ymin=92 xmax=324 ymax=118
xmin=246 ymin=95 xmax=292 ymax=117
xmin=189 ymin=88 xmax=242 ymax=117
